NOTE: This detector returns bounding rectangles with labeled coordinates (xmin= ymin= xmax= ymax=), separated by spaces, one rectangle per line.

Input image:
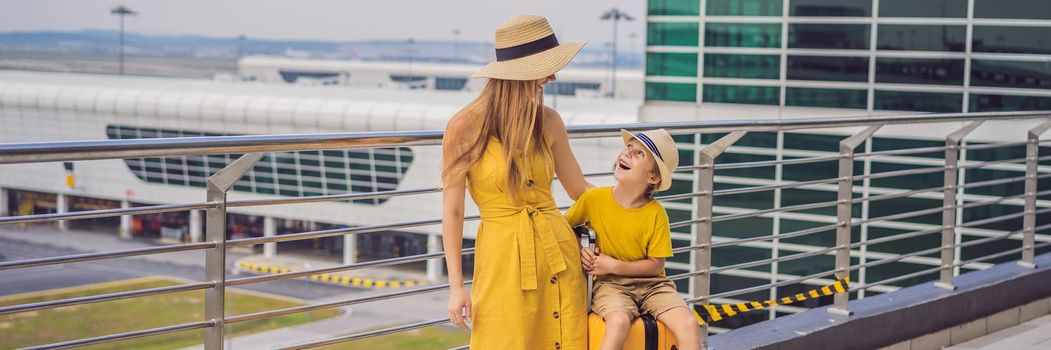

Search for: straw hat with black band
xmin=620 ymin=129 xmax=680 ymax=193
xmin=472 ymin=15 xmax=587 ymax=81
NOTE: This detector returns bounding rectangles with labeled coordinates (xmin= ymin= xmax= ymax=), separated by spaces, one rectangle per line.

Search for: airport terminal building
xmin=1 ymin=0 xmax=1050 ymax=331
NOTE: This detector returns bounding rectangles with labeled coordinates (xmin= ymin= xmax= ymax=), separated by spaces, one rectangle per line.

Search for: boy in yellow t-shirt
xmin=566 ymin=129 xmax=700 ymax=350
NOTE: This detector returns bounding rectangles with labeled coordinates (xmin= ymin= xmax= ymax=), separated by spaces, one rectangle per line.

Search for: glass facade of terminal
xmin=106 ymin=125 xmax=414 ymax=205
xmin=645 ymin=0 xmax=1051 ymax=112
xmin=645 ymin=0 xmax=1051 ymax=330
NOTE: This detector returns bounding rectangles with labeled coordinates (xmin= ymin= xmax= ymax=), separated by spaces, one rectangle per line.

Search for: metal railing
xmin=1 ymin=111 xmax=1049 ymax=349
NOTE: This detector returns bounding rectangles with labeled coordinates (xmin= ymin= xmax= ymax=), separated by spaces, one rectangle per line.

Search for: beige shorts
xmin=591 ymin=275 xmax=687 ymax=320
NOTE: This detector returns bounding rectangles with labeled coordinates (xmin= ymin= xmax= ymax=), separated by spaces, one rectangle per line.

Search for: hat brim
xmin=471 ymin=41 xmax=586 ymax=81
xmin=621 ymin=129 xmax=673 ymax=192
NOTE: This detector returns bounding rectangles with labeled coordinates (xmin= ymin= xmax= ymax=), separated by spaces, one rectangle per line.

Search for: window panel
xmin=879 ymin=0 xmax=967 ymax=17
xmin=544 ymin=82 xmax=601 ymax=96
xmin=645 ymin=82 xmax=697 ymax=102
xmin=971 ymin=60 xmax=1051 ymax=89
xmin=714 ymin=153 xmax=777 ymax=179
xmin=786 ymin=87 xmax=867 ymax=109
xmin=787 ymin=56 xmax=869 ymax=82
xmin=647 ymin=52 xmax=699 ymax=77
xmin=874 ymin=90 xmax=962 ymax=112
xmin=872 ymin=136 xmax=944 ymax=159
xmin=972 ymin=26 xmax=1051 ymax=55
xmin=704 ymin=54 xmax=780 ymax=79
xmin=104 ymin=125 xmax=413 ymax=205
xmin=435 ymin=77 xmax=468 ymax=91
xmin=975 ymin=0 xmax=1051 ymax=20
xmin=875 ymin=58 xmax=965 ymax=85
xmin=784 ymin=132 xmax=843 ymax=152
xmin=701 ymin=132 xmax=778 ymax=148
xmin=790 ymin=0 xmax=871 ymax=16
xmin=877 ymin=25 xmax=966 ymax=52
xmin=707 ymin=0 xmax=782 ymax=16
xmin=969 ymin=94 xmax=1051 ymax=112
xmin=648 ymin=0 xmax=700 ymax=16
xmin=702 ymin=84 xmax=779 ymax=105
xmin=648 ymin=22 xmax=700 ymax=47
xmin=789 ymin=24 xmax=869 ymax=49
xmin=706 ymin=23 xmax=781 ymax=48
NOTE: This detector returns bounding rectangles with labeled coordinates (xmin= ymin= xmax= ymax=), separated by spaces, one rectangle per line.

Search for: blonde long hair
xmin=443 ymin=78 xmax=552 ymax=202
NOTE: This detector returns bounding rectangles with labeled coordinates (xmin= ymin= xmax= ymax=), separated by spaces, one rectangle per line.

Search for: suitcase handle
xmin=573 ymin=224 xmax=596 ymax=311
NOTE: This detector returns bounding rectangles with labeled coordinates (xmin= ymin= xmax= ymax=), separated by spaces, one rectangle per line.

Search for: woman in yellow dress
xmin=441 ymin=15 xmax=591 ymax=350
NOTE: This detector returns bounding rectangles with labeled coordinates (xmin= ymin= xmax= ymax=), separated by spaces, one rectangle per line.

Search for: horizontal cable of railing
xmin=228 ymin=216 xmax=467 ymax=246
xmin=22 ymin=320 xmax=215 ymax=350
xmin=226 ymin=280 xmax=473 ymax=324
xmin=0 ymin=201 xmax=216 ymax=225
xmin=850 ymin=225 xmax=1031 ymax=274
xmin=689 ymin=220 xmax=1051 ymax=300
xmin=856 ymin=238 xmax=1051 ymax=292
xmin=847 ymin=196 xmax=1042 ymax=253
xmin=854 ymin=145 xmax=949 ymax=158
xmin=2 ymin=111 xmax=1048 ymax=164
xmin=709 ymin=223 xmax=840 ymax=249
xmin=0 ymin=137 xmax=1041 ymax=229
xmin=0 ymin=241 xmax=216 ymax=271
xmin=226 ymin=187 xmax=442 ymax=208
xmin=277 ymin=317 xmax=452 ymax=350
xmin=703 ymin=187 xmax=1049 ymax=233
xmin=0 ymin=281 xmax=216 ymax=316
xmin=694 ymin=269 xmax=842 ymax=303
xmin=226 ymin=249 xmax=475 ymax=287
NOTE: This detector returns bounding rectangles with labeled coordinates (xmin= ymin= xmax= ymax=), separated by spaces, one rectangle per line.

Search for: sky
xmin=0 ymin=0 xmax=647 ymax=45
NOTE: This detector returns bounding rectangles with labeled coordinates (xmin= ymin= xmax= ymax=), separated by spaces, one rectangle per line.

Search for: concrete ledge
xmin=709 ymin=252 xmax=1051 ymax=350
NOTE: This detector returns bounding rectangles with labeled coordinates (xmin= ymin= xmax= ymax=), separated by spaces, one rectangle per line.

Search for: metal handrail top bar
xmin=2 ymin=111 xmax=1048 ymax=164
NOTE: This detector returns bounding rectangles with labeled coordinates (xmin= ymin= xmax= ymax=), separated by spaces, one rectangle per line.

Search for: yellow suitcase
xmin=587 ymin=312 xmax=680 ymax=350
xmin=576 ymin=225 xmax=680 ymax=350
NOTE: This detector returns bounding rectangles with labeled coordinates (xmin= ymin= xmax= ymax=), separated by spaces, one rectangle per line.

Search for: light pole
xmin=628 ymin=32 xmax=638 ymax=67
xmin=237 ymin=34 xmax=246 ymax=59
xmin=453 ymin=29 xmax=461 ymax=63
xmin=601 ymin=8 xmax=634 ymax=99
xmin=407 ymin=38 xmax=415 ymax=75
xmin=110 ymin=5 xmax=136 ymax=75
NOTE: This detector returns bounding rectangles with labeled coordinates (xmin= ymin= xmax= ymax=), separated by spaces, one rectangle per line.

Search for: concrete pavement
xmin=947 ymin=314 xmax=1051 ymax=350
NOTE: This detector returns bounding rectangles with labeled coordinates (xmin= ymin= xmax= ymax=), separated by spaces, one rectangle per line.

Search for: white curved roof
xmin=238 ymin=55 xmax=643 ymax=80
xmin=0 ymin=71 xmax=639 ymax=132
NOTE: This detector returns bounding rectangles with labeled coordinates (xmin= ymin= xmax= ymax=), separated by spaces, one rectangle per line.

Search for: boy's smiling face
xmin=614 ymin=139 xmax=662 ymax=189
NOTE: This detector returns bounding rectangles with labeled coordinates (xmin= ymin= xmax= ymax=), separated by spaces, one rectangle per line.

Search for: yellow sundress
xmin=466 ymin=137 xmax=587 ymax=350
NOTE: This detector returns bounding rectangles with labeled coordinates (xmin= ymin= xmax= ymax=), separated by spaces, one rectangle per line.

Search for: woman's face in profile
xmin=536 ymin=75 xmax=556 ymax=92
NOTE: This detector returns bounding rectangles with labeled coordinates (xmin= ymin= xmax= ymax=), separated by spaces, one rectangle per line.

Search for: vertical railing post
xmin=693 ymin=131 xmax=745 ymax=349
xmin=938 ymin=122 xmax=982 ymax=289
xmin=204 ymin=153 xmax=263 ymax=350
xmin=1020 ymin=121 xmax=1051 ymax=268
xmin=829 ymin=125 xmax=880 ymax=316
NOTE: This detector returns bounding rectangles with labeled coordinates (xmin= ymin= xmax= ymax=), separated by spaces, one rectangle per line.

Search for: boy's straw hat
xmin=620 ymin=129 xmax=679 ymax=192
xmin=471 ymin=15 xmax=586 ymax=81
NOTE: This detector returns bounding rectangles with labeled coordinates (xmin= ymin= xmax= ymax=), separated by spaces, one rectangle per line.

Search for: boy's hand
xmin=580 ymin=247 xmax=596 ymax=271
xmin=588 ymin=254 xmax=620 ymax=276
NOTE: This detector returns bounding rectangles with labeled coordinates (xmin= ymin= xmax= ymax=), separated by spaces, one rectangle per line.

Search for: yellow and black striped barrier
xmin=693 ymin=277 xmax=850 ymax=325
xmin=236 ymin=262 xmax=428 ymax=289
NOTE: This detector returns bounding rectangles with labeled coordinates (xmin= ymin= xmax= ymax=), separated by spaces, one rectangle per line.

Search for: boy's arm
xmin=590 ymin=208 xmax=673 ymax=277
xmin=563 ymin=188 xmax=592 ymax=226
xmin=565 ymin=203 xmax=585 ymax=227
xmin=590 ymin=255 xmax=665 ymax=277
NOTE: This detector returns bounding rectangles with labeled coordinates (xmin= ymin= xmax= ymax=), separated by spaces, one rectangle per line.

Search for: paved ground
xmin=1 ymin=225 xmax=458 ymax=348
xmin=947 ymin=315 xmax=1051 ymax=350
xmin=0 ymin=225 xmax=359 ymax=300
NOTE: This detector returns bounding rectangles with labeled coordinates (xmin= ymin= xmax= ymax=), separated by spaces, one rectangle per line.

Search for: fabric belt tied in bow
xmin=480 ymin=202 xmax=567 ymax=290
